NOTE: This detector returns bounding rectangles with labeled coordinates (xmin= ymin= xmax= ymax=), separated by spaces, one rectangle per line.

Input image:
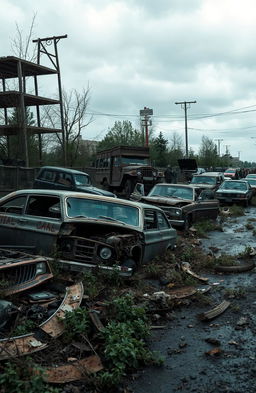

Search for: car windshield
xmin=73 ymin=174 xmax=91 ymax=186
xmin=225 ymin=169 xmax=235 ymax=173
xmin=66 ymin=197 xmax=139 ymax=226
xmin=220 ymin=181 xmax=247 ymax=191
xmin=242 ymin=178 xmax=256 ymax=186
xmin=246 ymin=174 xmax=256 ymax=179
xmin=121 ymin=157 xmax=149 ymax=165
xmin=148 ymin=185 xmax=194 ymax=200
xmin=191 ymin=176 xmax=216 ymax=185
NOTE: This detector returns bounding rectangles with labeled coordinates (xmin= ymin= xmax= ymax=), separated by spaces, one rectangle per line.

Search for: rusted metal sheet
xmin=181 ymin=262 xmax=209 ymax=282
xmin=44 ymin=355 xmax=103 ymax=383
xmin=40 ymin=282 xmax=83 ymax=337
xmin=198 ymin=300 xmax=230 ymax=321
xmin=0 ymin=282 xmax=83 ymax=360
xmin=168 ymin=286 xmax=197 ymax=299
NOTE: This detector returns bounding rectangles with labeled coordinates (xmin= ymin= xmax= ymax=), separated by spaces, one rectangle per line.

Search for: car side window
xmin=0 ymin=196 xmax=27 ymax=215
xmin=39 ymin=170 xmax=55 ymax=182
xmin=144 ymin=209 xmax=158 ymax=230
xmin=55 ymin=172 xmax=73 ymax=187
xmin=157 ymin=212 xmax=170 ymax=229
xmin=26 ymin=196 xmax=61 ymax=219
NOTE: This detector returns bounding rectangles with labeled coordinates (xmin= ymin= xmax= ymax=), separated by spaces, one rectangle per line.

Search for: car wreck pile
xmin=0 ymin=179 xmax=255 ymax=393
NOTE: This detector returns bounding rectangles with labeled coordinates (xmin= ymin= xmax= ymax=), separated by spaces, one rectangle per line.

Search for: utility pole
xmin=140 ymin=107 xmax=153 ymax=147
xmin=175 ymin=100 xmax=196 ymax=158
xmin=214 ymin=138 xmax=224 ymax=156
xmin=33 ymin=34 xmax=67 ymax=166
xmin=238 ymin=151 xmax=241 ymax=160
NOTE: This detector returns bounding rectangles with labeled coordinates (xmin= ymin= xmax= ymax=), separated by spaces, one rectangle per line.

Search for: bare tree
xmin=42 ymin=86 xmax=92 ymax=166
xmin=11 ymin=13 xmax=37 ymax=61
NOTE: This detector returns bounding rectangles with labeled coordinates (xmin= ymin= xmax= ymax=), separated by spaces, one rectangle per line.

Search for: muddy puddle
xmin=201 ymin=206 xmax=256 ymax=256
xmin=130 ymin=207 xmax=256 ymax=393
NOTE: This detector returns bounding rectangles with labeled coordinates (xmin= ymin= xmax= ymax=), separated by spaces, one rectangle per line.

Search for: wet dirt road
xmin=130 ymin=206 xmax=256 ymax=393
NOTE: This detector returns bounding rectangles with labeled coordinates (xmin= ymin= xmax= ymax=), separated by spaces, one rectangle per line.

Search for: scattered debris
xmin=205 ymin=347 xmax=222 ymax=356
xmin=198 ymin=300 xmax=230 ymax=321
xmin=0 ymin=282 xmax=83 ymax=360
xmin=181 ymin=262 xmax=209 ymax=282
xmin=205 ymin=338 xmax=221 ymax=346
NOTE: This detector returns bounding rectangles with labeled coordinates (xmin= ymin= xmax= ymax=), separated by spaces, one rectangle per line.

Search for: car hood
xmin=75 ymin=185 xmax=115 ymax=197
xmin=141 ymin=195 xmax=192 ymax=205
xmin=192 ymin=183 xmax=215 ymax=189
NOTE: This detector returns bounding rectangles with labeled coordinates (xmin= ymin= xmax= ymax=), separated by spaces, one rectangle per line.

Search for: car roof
xmin=38 ymin=166 xmax=89 ymax=176
xmin=1 ymin=189 xmax=165 ymax=212
xmin=154 ymin=183 xmax=194 ymax=188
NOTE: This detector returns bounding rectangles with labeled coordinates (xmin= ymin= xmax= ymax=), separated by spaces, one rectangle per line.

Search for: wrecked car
xmin=215 ymin=179 xmax=254 ymax=207
xmin=190 ymin=172 xmax=224 ymax=191
xmin=131 ymin=183 xmax=219 ymax=230
xmin=34 ymin=166 xmax=116 ymax=198
xmin=0 ymin=190 xmax=177 ymax=276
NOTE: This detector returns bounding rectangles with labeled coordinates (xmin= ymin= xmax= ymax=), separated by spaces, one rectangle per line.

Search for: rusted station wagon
xmin=131 ymin=183 xmax=219 ymax=230
xmin=0 ymin=190 xmax=177 ymax=276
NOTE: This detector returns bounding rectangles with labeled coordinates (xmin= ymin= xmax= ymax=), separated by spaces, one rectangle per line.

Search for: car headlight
xmin=36 ymin=262 xmax=47 ymax=275
xmin=153 ymin=171 xmax=157 ymax=177
xmin=137 ymin=171 xmax=142 ymax=176
xmin=99 ymin=247 xmax=112 ymax=260
xmin=175 ymin=209 xmax=181 ymax=215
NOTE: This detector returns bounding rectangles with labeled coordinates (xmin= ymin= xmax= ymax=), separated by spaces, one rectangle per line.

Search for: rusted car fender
xmin=0 ymin=282 xmax=83 ymax=360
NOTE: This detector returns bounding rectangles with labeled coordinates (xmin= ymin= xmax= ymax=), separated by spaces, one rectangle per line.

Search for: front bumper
xmin=55 ymin=258 xmax=134 ymax=277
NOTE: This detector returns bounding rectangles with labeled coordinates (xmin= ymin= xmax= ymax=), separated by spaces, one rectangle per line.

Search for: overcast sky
xmin=1 ymin=0 xmax=256 ymax=162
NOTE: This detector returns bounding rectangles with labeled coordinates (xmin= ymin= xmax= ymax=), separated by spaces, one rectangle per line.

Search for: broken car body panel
xmin=0 ymin=190 xmax=177 ymax=275
xmin=0 ymin=248 xmax=53 ymax=295
xmin=131 ymin=183 xmax=219 ymax=229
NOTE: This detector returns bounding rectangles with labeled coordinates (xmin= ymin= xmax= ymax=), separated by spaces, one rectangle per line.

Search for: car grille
xmin=72 ymin=238 xmax=96 ymax=262
xmin=141 ymin=168 xmax=153 ymax=177
xmin=2 ymin=263 xmax=37 ymax=286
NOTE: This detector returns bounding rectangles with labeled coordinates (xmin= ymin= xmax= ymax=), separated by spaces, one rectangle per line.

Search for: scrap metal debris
xmin=0 ymin=282 xmax=83 ymax=360
xmin=197 ymin=300 xmax=230 ymax=321
xmin=181 ymin=262 xmax=209 ymax=282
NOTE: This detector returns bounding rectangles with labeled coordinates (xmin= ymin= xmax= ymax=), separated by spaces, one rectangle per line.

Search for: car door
xmin=194 ymin=191 xmax=219 ymax=220
xmin=23 ymin=194 xmax=63 ymax=254
xmin=142 ymin=208 xmax=162 ymax=263
xmin=0 ymin=194 xmax=28 ymax=248
xmin=156 ymin=211 xmax=176 ymax=250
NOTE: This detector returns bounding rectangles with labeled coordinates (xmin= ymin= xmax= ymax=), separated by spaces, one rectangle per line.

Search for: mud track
xmin=130 ymin=206 xmax=256 ymax=393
